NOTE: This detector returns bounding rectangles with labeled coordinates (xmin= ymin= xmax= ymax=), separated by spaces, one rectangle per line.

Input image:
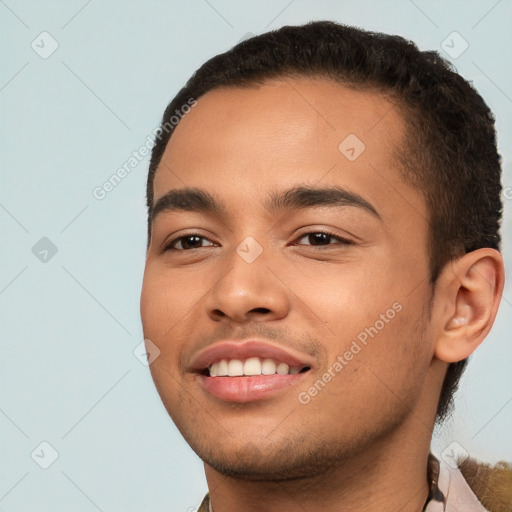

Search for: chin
xmin=191 ymin=430 xmax=362 ymax=482
xmin=202 ymin=451 xmax=329 ymax=481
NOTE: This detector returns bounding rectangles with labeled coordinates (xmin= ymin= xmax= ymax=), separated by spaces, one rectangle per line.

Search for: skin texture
xmin=140 ymin=78 xmax=504 ymax=511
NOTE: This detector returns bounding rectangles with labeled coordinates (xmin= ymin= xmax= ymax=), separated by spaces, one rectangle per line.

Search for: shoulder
xmin=458 ymin=457 xmax=512 ymax=512
xmin=197 ymin=492 xmax=210 ymax=512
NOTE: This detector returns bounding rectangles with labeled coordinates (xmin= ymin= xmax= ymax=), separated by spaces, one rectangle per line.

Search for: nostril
xmin=249 ymin=307 xmax=272 ymax=314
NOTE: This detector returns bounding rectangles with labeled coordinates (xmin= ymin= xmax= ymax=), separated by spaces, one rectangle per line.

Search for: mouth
xmin=190 ymin=340 xmax=314 ymax=403
xmin=203 ymin=357 xmax=311 ymax=377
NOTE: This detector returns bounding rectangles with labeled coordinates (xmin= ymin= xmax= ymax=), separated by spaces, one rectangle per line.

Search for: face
xmin=140 ymin=78 xmax=437 ymax=479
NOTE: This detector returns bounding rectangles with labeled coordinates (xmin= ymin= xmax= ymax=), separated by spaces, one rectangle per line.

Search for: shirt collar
xmin=424 ymin=454 xmax=487 ymax=511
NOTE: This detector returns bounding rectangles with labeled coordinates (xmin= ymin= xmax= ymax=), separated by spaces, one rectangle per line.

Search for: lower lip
xmin=197 ymin=373 xmax=308 ymax=402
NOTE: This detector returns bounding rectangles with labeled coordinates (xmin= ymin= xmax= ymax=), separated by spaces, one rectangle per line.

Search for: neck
xmin=204 ymin=415 xmax=433 ymax=512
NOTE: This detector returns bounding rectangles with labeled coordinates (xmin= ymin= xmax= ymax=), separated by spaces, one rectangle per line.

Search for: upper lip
xmin=189 ymin=339 xmax=316 ymax=373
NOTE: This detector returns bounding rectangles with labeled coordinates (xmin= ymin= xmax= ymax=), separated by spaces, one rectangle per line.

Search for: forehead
xmin=153 ymin=77 xmax=426 ymax=226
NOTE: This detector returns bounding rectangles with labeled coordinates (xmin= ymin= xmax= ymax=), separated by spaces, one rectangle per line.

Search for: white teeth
xmin=227 ymin=359 xmax=244 ymax=376
xmin=208 ymin=358 xmax=304 ymax=377
xmin=276 ymin=363 xmax=290 ymax=375
xmin=217 ymin=359 xmax=228 ymax=376
xmin=261 ymin=358 xmax=277 ymax=375
xmin=243 ymin=357 xmax=261 ymax=376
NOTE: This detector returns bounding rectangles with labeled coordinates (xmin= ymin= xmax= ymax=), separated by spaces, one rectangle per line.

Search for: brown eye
xmin=166 ymin=235 xmax=215 ymax=251
xmin=296 ymin=231 xmax=352 ymax=247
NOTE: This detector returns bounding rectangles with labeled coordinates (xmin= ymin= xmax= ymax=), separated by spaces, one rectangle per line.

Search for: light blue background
xmin=1 ymin=1 xmax=511 ymax=510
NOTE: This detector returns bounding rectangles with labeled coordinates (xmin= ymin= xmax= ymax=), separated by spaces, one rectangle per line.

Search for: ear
xmin=433 ymin=248 xmax=505 ymax=363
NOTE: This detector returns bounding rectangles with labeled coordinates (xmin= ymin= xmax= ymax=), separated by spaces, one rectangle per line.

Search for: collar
xmin=424 ymin=454 xmax=488 ymax=511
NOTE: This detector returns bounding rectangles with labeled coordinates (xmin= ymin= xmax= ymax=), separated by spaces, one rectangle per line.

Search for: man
xmin=140 ymin=21 xmax=511 ymax=511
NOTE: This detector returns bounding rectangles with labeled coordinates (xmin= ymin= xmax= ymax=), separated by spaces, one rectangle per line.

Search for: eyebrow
xmin=151 ymin=185 xmax=381 ymax=221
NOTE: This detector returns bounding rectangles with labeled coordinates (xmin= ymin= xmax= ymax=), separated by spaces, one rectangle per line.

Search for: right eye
xmin=164 ymin=234 xmax=217 ymax=251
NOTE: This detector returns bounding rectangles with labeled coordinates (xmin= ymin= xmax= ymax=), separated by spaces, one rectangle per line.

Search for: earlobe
xmin=434 ymin=248 xmax=504 ymax=364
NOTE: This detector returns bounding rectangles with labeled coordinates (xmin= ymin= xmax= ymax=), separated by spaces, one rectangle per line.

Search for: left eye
xmin=295 ymin=231 xmax=352 ymax=247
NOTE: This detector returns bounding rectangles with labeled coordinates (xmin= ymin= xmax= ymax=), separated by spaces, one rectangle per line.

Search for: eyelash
xmin=163 ymin=230 xmax=353 ymax=252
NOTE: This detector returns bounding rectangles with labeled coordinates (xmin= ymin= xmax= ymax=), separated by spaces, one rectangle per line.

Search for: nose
xmin=204 ymin=245 xmax=290 ymax=324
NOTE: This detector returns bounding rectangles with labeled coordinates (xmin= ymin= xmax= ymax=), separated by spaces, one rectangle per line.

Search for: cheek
xmin=311 ymin=304 xmax=431 ymax=429
xmin=140 ymin=270 xmax=168 ymax=339
xmin=140 ymin=268 xmax=196 ymax=414
xmin=280 ymin=257 xmax=403 ymax=336
xmin=141 ymin=266 xmax=200 ymax=332
xmin=140 ymin=266 xmax=196 ymax=373
xmin=289 ymin=258 xmax=431 ymax=378
xmin=348 ymin=297 xmax=432 ymax=404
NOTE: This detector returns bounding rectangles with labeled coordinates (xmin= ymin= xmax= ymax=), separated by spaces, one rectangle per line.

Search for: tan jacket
xmin=197 ymin=455 xmax=512 ymax=511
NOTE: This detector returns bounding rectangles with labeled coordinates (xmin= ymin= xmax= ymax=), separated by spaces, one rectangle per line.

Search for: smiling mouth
xmin=203 ymin=357 xmax=311 ymax=377
xmin=190 ymin=340 xmax=315 ymax=402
